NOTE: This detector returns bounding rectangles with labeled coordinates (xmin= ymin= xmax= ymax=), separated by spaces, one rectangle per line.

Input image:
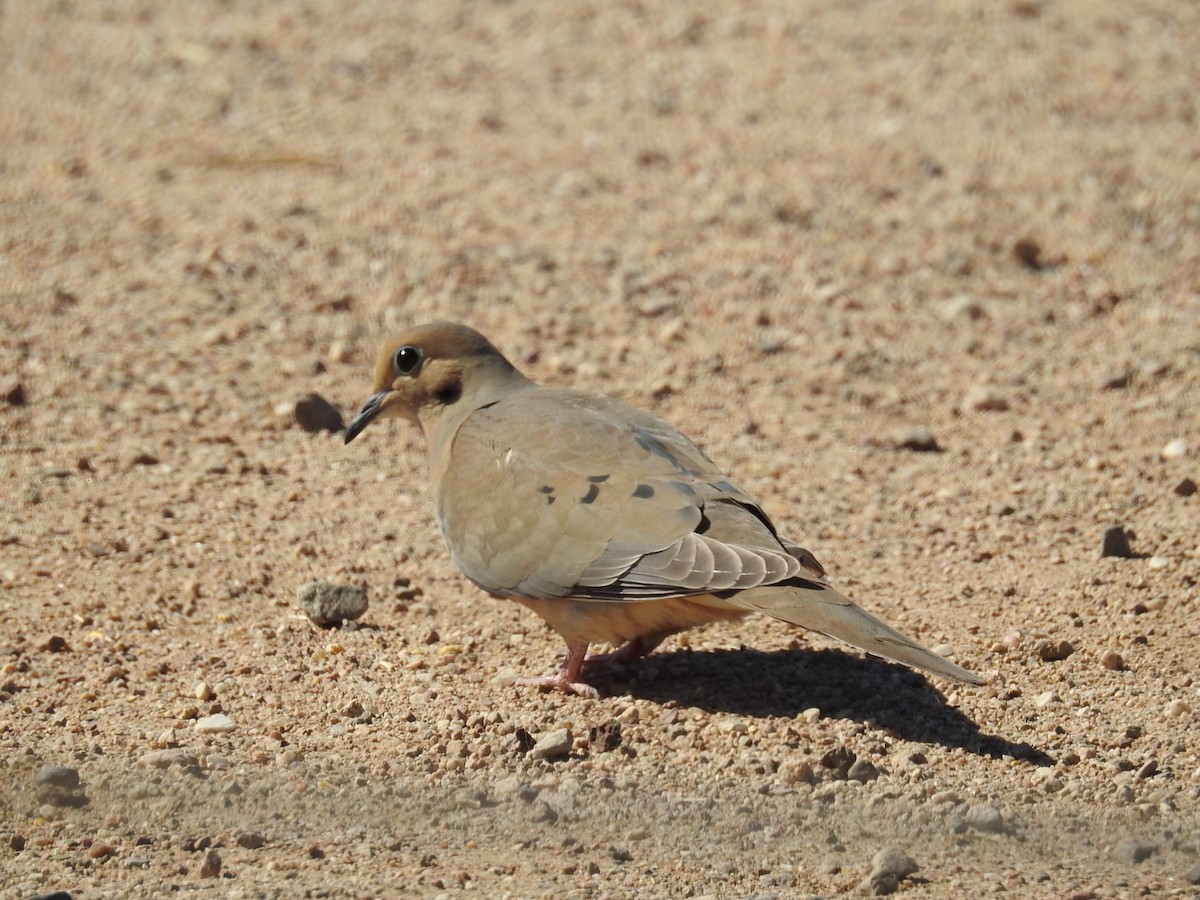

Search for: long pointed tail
xmin=731 ymin=579 xmax=983 ymax=684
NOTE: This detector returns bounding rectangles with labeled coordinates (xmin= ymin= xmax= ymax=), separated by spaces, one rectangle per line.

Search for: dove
xmin=344 ymin=322 xmax=982 ymax=697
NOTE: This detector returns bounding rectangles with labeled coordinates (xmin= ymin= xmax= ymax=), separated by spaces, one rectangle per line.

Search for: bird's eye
xmin=392 ymin=345 xmax=422 ymax=376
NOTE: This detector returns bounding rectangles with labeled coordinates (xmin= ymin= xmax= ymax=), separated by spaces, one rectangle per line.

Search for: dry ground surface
xmin=2 ymin=1 xmax=1199 ymax=897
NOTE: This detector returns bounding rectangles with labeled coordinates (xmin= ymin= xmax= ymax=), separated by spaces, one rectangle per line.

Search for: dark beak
xmin=343 ymin=391 xmax=387 ymax=444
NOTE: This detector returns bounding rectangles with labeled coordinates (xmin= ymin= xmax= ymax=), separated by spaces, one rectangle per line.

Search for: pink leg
xmin=515 ymin=640 xmax=599 ymax=698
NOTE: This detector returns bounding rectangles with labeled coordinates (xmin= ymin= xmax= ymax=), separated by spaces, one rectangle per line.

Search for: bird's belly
xmin=511 ymin=594 xmax=750 ymax=646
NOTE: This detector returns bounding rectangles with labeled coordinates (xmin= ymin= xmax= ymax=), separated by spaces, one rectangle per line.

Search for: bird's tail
xmin=730 ymin=579 xmax=983 ymax=684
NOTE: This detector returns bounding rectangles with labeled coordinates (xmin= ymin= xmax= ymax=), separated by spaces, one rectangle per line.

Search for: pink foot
xmin=515 ymin=640 xmax=600 ymax=698
xmin=514 ymin=673 xmax=599 ymax=699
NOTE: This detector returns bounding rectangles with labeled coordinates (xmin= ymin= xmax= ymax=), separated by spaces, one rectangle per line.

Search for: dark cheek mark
xmin=632 ymin=484 xmax=655 ymax=499
xmin=580 ymin=483 xmax=600 ymax=505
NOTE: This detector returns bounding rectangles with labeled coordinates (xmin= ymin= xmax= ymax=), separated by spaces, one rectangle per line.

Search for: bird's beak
xmin=344 ymin=390 xmax=388 ymax=444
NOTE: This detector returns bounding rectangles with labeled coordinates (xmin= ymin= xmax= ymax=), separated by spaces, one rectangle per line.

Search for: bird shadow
xmin=590 ymin=646 xmax=1053 ymax=765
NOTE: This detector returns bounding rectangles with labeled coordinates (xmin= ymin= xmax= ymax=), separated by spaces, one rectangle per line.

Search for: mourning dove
xmin=345 ymin=322 xmax=982 ymax=697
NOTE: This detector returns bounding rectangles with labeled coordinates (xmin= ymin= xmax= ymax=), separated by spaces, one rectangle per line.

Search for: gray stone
xmin=298 ymin=580 xmax=368 ymax=626
xmin=964 ymin=803 xmax=1005 ymax=834
xmin=1113 ymin=839 xmax=1156 ymax=864
xmin=529 ymin=728 xmax=573 ymax=761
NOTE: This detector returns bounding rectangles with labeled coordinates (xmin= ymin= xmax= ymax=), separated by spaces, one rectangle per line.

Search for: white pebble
xmin=1165 ymin=699 xmax=1192 ymax=718
xmin=801 ymin=707 xmax=821 ymax=724
xmin=1034 ymin=691 xmax=1058 ymax=708
xmin=1161 ymin=438 xmax=1188 ymax=459
xmin=194 ymin=713 xmax=235 ymax=734
xmin=1147 ymin=557 xmax=1169 ymax=570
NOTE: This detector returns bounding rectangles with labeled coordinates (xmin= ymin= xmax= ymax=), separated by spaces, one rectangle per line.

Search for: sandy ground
xmin=2 ymin=1 xmax=1199 ymax=897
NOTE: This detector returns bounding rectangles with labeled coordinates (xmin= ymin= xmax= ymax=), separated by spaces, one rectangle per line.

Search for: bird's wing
xmin=435 ymin=388 xmax=798 ymax=601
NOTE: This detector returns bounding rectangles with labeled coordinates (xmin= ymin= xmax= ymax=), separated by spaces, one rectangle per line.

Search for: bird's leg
xmin=515 ymin=640 xmax=599 ymax=698
xmin=584 ymin=633 xmax=668 ymax=669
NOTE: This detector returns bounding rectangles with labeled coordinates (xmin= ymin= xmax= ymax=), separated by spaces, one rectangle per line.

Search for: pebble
xmin=1161 ymin=438 xmax=1188 ymax=459
xmin=962 ymin=385 xmax=1009 ymax=412
xmin=1173 ymin=477 xmax=1197 ymax=497
xmin=294 ymin=392 xmax=344 ymax=434
xmin=1033 ymin=691 xmax=1057 ymax=708
xmin=1035 ymin=639 xmax=1074 ymax=662
xmin=858 ymin=847 xmax=918 ymax=893
xmin=139 ymin=749 xmax=199 ymax=769
xmin=1100 ymin=651 xmax=1125 ymax=671
xmin=963 ymin=803 xmax=1005 ymax=834
xmin=940 ymin=294 xmax=987 ymax=321
xmin=529 ymin=728 xmax=573 ymax=761
xmin=297 ymin=580 xmax=368 ymax=626
xmin=236 ymin=831 xmax=267 ymax=849
xmin=195 ymin=713 xmax=235 ymax=734
xmin=895 ymin=426 xmax=941 ymax=453
xmin=194 ymin=682 xmax=215 ymax=702
xmin=1 ymin=379 xmax=26 ymax=406
xmin=1185 ymin=861 xmax=1200 ymax=885
xmin=35 ymin=766 xmax=87 ymax=808
xmin=1100 ymin=525 xmax=1134 ymax=558
xmin=1165 ymin=699 xmax=1192 ymax=717
xmin=847 ymin=759 xmax=880 ymax=783
xmin=1112 ymin=839 xmax=1156 ymax=864
xmin=200 ymin=849 xmax=222 ymax=878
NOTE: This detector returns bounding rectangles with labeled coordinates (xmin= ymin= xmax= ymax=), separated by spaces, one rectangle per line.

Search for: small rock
xmin=194 ymin=682 xmax=214 ymax=702
xmin=847 ymin=759 xmax=880 ymax=783
xmin=858 ymin=871 xmax=898 ymax=896
xmin=294 ymin=393 xmax=343 ymax=434
xmin=35 ymin=766 xmax=87 ymax=808
xmin=1099 ymin=369 xmax=1132 ymax=391
xmin=1161 ymin=438 xmax=1188 ymax=459
xmin=778 ymin=759 xmax=815 ymax=785
xmin=940 ymin=294 xmax=986 ymax=321
xmin=88 ymin=843 xmax=117 ymax=859
xmin=1012 ymin=237 xmax=1044 ymax=270
xmin=1036 ymin=639 xmax=1074 ymax=662
xmin=1100 ymin=651 xmax=1125 ymax=671
xmin=895 ymin=426 xmax=941 ymax=453
xmin=1033 ymin=690 xmax=1058 ymax=708
xmin=962 ymin=385 xmax=1009 ymax=412
xmin=297 ymin=580 xmax=368 ymax=626
xmin=1173 ymin=478 xmax=1197 ymax=497
xmin=1135 ymin=759 xmax=1158 ymax=779
xmin=1165 ymin=699 xmax=1192 ymax=717
xmin=1185 ymin=861 xmax=1200 ymax=885
xmin=200 ymin=849 xmax=222 ymax=878
xmin=139 ymin=749 xmax=199 ymax=769
xmin=964 ymin=803 xmax=1005 ymax=834
xmin=1 ymin=380 xmax=26 ymax=406
xmin=194 ymin=714 xmax=235 ymax=734
xmin=529 ymin=728 xmax=573 ymax=761
xmin=236 ymin=831 xmax=267 ymax=850
xmin=35 ymin=765 xmax=80 ymax=790
xmin=1112 ymin=840 xmax=1156 ymax=864
xmin=1100 ymin=525 xmax=1134 ymax=558
xmin=871 ymin=848 xmax=918 ymax=880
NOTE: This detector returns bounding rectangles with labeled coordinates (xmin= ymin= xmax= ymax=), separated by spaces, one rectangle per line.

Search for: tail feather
xmin=731 ymin=580 xmax=983 ymax=685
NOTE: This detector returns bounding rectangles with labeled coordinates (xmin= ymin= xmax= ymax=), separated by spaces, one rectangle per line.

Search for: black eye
xmin=392 ymin=345 xmax=421 ymax=376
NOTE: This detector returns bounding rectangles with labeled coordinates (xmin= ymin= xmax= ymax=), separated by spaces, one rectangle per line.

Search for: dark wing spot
xmin=546 ymin=495 xmax=556 ymax=505
xmin=580 ymin=483 xmax=600 ymax=505
xmin=587 ymin=474 xmax=610 ymax=483
xmin=695 ymin=512 xmax=712 ymax=535
xmin=632 ymin=483 xmax=655 ymax=499
xmin=538 ymin=485 xmax=555 ymax=494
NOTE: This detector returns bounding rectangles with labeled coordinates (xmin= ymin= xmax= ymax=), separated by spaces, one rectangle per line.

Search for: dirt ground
xmin=2 ymin=1 xmax=1199 ymax=897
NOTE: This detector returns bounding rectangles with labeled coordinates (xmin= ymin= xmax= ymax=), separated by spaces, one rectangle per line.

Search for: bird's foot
xmin=514 ymin=673 xmax=600 ymax=698
xmin=514 ymin=639 xmax=599 ymax=697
